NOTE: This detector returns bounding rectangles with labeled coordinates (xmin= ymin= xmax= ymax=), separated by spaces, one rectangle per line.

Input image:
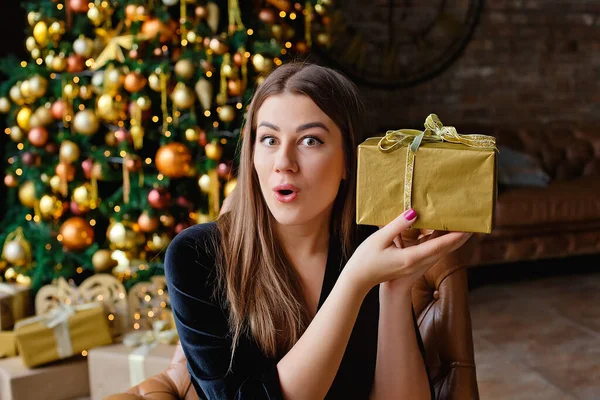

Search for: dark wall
xmin=357 ymin=0 xmax=600 ymax=131
xmin=0 ymin=3 xmax=27 ymax=220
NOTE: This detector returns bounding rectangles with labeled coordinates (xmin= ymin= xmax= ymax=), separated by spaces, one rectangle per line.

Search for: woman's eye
xmin=261 ymin=136 xmax=278 ymax=146
xmin=301 ymin=136 xmax=323 ymax=147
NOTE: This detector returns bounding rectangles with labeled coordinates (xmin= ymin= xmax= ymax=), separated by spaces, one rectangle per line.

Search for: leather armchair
xmin=106 ymin=248 xmax=479 ymax=400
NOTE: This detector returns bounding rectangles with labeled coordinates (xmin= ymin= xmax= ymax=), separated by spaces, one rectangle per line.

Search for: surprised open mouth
xmin=273 ymin=186 xmax=299 ymax=203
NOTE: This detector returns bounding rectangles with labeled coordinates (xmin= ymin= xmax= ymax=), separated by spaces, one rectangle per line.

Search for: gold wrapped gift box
xmin=0 ymin=331 xmax=17 ymax=358
xmin=0 ymin=283 xmax=33 ymax=331
xmin=14 ymin=303 xmax=112 ymax=368
xmin=357 ymin=114 xmax=498 ymax=233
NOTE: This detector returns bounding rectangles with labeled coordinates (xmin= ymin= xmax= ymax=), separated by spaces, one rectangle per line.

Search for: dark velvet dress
xmin=164 ymin=222 xmax=431 ymax=399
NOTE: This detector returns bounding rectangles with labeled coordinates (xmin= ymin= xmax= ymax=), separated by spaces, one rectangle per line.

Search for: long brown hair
xmin=215 ymin=61 xmax=366 ymax=361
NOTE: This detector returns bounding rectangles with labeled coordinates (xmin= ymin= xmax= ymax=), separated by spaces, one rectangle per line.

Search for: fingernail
xmin=403 ymin=208 xmax=417 ymax=221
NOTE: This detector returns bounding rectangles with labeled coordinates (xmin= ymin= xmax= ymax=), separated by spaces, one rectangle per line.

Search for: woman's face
xmin=253 ymin=93 xmax=346 ymax=227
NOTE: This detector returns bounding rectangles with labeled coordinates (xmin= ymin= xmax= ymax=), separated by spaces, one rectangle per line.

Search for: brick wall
xmin=354 ymin=0 xmax=600 ymax=133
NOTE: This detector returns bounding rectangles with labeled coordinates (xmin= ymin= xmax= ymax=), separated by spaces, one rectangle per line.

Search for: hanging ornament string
xmin=160 ymin=71 xmax=169 ymax=134
xmin=123 ymin=153 xmax=131 ymax=204
xmin=218 ymin=53 xmax=230 ymax=106
xmin=130 ymin=103 xmax=144 ymax=149
xmin=228 ymin=0 xmax=245 ymax=34
xmin=240 ymin=47 xmax=248 ymax=92
xmin=305 ymin=1 xmax=313 ymax=48
xmin=180 ymin=0 xmax=188 ymax=47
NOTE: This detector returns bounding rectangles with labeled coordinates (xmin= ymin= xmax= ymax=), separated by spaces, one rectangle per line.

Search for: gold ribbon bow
xmin=376 ymin=114 xmax=498 ymax=213
xmin=123 ymin=319 xmax=179 ymax=386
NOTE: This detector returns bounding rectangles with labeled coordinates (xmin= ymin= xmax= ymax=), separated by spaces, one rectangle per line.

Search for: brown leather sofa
xmin=106 ymin=247 xmax=479 ymax=400
xmin=461 ymin=126 xmax=600 ymax=267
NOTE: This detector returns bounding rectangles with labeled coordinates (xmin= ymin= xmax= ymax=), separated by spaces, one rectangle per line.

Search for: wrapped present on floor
xmin=88 ymin=320 xmax=178 ymax=400
xmin=357 ymin=114 xmax=498 ymax=233
xmin=14 ymin=302 xmax=112 ymax=368
xmin=0 ymin=283 xmax=34 ymax=331
xmin=0 ymin=331 xmax=17 ymax=358
xmin=0 ymin=355 xmax=89 ymax=400
xmin=128 ymin=275 xmax=174 ymax=331
xmin=35 ymin=275 xmax=129 ymax=340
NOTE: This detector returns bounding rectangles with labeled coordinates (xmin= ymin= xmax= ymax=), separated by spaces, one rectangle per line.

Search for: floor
xmin=469 ymin=255 xmax=600 ymax=400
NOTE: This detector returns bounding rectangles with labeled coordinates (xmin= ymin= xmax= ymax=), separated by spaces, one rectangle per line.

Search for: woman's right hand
xmin=345 ymin=209 xmax=472 ymax=293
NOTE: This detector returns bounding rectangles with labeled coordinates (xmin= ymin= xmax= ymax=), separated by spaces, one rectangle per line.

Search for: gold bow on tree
xmin=376 ymin=114 xmax=498 ymax=212
xmin=93 ymin=24 xmax=150 ymax=70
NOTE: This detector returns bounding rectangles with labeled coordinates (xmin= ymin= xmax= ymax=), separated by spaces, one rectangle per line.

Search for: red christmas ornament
xmin=148 ymin=188 xmax=171 ymax=209
xmin=217 ymin=162 xmax=232 ymax=179
xmin=82 ymin=158 xmax=93 ymax=179
xmin=28 ymin=127 xmax=49 ymax=147
xmin=21 ymin=152 xmax=38 ymax=166
xmin=50 ymin=100 xmax=65 ymax=120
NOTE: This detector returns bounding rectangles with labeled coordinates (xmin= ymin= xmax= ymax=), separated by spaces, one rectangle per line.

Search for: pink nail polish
xmin=404 ymin=208 xmax=416 ymax=220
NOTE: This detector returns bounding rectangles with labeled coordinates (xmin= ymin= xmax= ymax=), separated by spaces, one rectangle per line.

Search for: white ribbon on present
xmin=123 ymin=320 xmax=179 ymax=387
xmin=14 ymin=302 xmax=100 ymax=359
xmin=0 ymin=283 xmax=18 ymax=295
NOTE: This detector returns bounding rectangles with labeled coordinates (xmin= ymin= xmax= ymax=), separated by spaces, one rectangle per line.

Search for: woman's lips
xmin=272 ymin=184 xmax=300 ymax=203
xmin=273 ymin=190 xmax=298 ymax=203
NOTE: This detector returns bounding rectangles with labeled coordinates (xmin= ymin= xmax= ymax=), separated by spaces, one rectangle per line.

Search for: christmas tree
xmin=0 ymin=0 xmax=326 ymax=293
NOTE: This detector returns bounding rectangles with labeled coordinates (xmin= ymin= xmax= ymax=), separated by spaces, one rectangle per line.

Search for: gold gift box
xmin=14 ymin=304 xmax=112 ymax=368
xmin=0 ymin=331 xmax=17 ymax=358
xmin=357 ymin=115 xmax=497 ymax=233
xmin=0 ymin=283 xmax=33 ymax=331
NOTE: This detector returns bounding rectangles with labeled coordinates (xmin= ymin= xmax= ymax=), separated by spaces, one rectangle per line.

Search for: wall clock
xmin=311 ymin=0 xmax=484 ymax=88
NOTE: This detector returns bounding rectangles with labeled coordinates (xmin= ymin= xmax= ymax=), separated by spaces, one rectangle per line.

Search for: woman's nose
xmin=274 ymin=146 xmax=298 ymax=173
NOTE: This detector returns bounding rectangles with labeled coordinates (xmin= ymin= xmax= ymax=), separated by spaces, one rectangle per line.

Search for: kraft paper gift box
xmin=0 ymin=355 xmax=89 ymax=400
xmin=14 ymin=302 xmax=112 ymax=368
xmin=0 ymin=283 xmax=33 ymax=331
xmin=0 ymin=331 xmax=17 ymax=358
xmin=357 ymin=114 xmax=498 ymax=233
xmin=88 ymin=320 xmax=178 ymax=400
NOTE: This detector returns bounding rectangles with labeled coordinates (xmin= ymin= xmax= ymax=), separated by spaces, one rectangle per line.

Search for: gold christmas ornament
xmin=48 ymin=21 xmax=66 ymax=41
xmin=9 ymin=86 xmax=23 ymax=105
xmin=104 ymin=67 xmax=124 ymax=93
xmin=137 ymin=212 xmax=159 ymax=233
xmin=2 ymin=228 xmax=31 ymax=267
xmin=224 ymin=178 xmax=238 ymax=197
xmin=20 ymin=81 xmax=33 ymax=98
xmin=107 ymin=221 xmax=139 ymax=250
xmin=146 ymin=233 xmax=171 ymax=252
xmin=59 ymin=217 xmax=95 ymax=252
xmin=206 ymin=2 xmax=220 ymax=33
xmin=87 ymin=5 xmax=105 ymax=26
xmin=59 ymin=140 xmax=80 ymax=163
xmin=9 ymin=126 xmax=24 ymax=142
xmin=28 ymin=11 xmax=41 ymax=27
xmin=171 ymin=82 xmax=195 ymax=109
xmin=148 ymin=73 xmax=161 ymax=92
xmin=194 ymin=78 xmax=212 ymax=111
xmin=185 ymin=128 xmax=200 ymax=142
xmin=205 ymin=141 xmax=223 ymax=160
xmin=209 ymin=37 xmax=229 ymax=55
xmin=92 ymin=249 xmax=118 ymax=272
xmin=33 ymin=106 xmax=53 ymax=126
xmin=72 ymin=184 xmax=93 ymax=208
xmin=79 ymin=85 xmax=93 ymax=100
xmin=175 ymin=59 xmax=195 ymax=80
xmin=73 ymin=35 xmax=94 ymax=58
xmin=136 ymin=96 xmax=152 ymax=110
xmin=50 ymin=54 xmax=67 ymax=72
xmin=49 ymin=175 xmax=61 ymax=193
xmin=26 ymin=36 xmax=38 ymax=52
xmin=39 ymin=194 xmax=64 ymax=219
xmin=227 ymin=79 xmax=243 ymax=96
xmin=155 ymin=143 xmax=192 ymax=178
xmin=73 ymin=109 xmax=100 ymax=135
xmin=0 ymin=97 xmax=11 ymax=113
xmin=198 ymin=174 xmax=211 ymax=193
xmin=18 ymin=181 xmax=37 ymax=208
xmin=28 ymin=75 xmax=47 ymax=98
xmin=218 ymin=105 xmax=235 ymax=122
xmin=33 ymin=21 xmax=49 ymax=47
xmin=31 ymin=48 xmax=42 ymax=59
xmin=252 ymin=54 xmax=273 ymax=73
xmin=16 ymin=107 xmax=33 ymax=131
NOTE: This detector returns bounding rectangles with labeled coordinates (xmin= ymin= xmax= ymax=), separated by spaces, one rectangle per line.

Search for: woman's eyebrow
xmin=258 ymin=121 xmax=279 ymax=131
xmin=257 ymin=121 xmax=330 ymax=133
xmin=297 ymin=122 xmax=330 ymax=133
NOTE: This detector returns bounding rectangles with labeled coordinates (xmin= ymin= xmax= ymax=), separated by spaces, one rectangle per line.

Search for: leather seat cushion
xmin=494 ymin=175 xmax=600 ymax=228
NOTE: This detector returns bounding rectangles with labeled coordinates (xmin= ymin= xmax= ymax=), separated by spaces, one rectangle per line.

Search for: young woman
xmin=164 ymin=62 xmax=473 ymax=399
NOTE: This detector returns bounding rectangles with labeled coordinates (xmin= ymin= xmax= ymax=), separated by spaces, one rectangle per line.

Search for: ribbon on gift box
xmin=13 ymin=302 xmax=100 ymax=359
xmin=123 ymin=320 xmax=179 ymax=387
xmin=376 ymin=114 xmax=498 ymax=212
